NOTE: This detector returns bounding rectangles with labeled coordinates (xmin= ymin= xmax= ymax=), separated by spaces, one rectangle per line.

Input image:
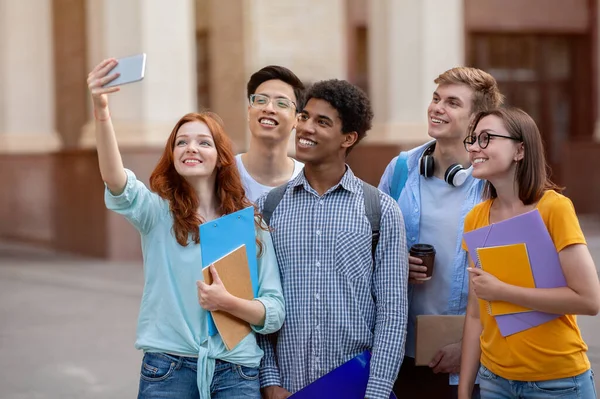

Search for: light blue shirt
xmin=105 ymin=169 xmax=285 ymax=398
xmin=379 ymin=141 xmax=483 ymax=385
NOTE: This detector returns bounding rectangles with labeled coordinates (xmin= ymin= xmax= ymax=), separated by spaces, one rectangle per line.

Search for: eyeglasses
xmin=463 ymin=131 xmax=521 ymax=152
xmin=249 ymin=94 xmax=296 ymax=111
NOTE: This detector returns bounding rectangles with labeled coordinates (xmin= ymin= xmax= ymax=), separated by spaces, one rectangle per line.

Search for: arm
xmin=458 ymin=262 xmax=482 ymax=399
xmin=365 ymin=198 xmax=409 ymax=399
xmin=257 ymin=333 xmax=291 ymax=398
xmin=253 ymin=197 xmax=289 ymax=397
xmin=87 ymin=58 xmax=127 ymax=194
xmin=250 ymin=227 xmax=285 ymax=333
xmin=470 ymin=244 xmax=600 ymax=316
xmin=198 ymin=228 xmax=285 ymax=328
xmin=90 ymin=59 xmax=161 ymax=234
xmin=377 ymin=157 xmax=397 ymax=195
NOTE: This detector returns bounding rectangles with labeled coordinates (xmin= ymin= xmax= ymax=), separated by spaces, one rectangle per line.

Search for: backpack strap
xmin=390 ymin=152 xmax=409 ymax=201
xmin=262 ymin=183 xmax=288 ymax=226
xmin=362 ymin=181 xmax=381 ymax=260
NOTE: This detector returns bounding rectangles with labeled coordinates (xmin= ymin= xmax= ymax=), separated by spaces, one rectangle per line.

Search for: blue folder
xmin=290 ymin=350 xmax=397 ymax=399
xmin=199 ymin=206 xmax=258 ymax=336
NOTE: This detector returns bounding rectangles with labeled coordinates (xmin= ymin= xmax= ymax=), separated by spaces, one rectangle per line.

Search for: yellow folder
xmin=476 ymin=243 xmax=535 ymax=316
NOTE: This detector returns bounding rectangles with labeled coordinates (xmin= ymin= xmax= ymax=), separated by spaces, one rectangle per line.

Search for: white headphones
xmin=419 ymin=143 xmax=471 ymax=187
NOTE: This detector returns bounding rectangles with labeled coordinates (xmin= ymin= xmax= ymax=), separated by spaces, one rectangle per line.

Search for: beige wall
xmin=80 ymin=0 xmax=197 ymax=148
xmin=0 ymin=0 xmax=61 ymax=153
xmin=367 ymin=0 xmax=464 ymax=145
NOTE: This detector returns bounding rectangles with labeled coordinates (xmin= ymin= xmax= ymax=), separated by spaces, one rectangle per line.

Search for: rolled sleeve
xmin=251 ymin=228 xmax=285 ymax=335
xmin=104 ymin=168 xmax=164 ymax=234
xmin=104 ymin=168 xmax=138 ymax=208
xmin=368 ymin=194 xmax=408 ymax=398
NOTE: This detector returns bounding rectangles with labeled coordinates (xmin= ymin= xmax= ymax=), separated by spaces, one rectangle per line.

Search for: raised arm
xmin=87 ymin=58 xmax=127 ymax=194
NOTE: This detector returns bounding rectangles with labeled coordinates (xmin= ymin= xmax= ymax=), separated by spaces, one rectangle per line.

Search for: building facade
xmin=1 ymin=0 xmax=599 ymax=259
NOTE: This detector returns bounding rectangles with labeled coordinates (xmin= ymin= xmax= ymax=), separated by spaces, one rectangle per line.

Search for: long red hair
xmin=149 ymin=112 xmax=266 ymax=250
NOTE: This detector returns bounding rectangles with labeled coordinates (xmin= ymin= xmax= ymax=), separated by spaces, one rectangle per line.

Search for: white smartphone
xmin=103 ymin=53 xmax=146 ymax=88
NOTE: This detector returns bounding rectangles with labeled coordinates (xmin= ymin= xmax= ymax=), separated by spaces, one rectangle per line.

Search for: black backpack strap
xmin=362 ymin=181 xmax=382 ymax=260
xmin=262 ymin=183 xmax=288 ymax=226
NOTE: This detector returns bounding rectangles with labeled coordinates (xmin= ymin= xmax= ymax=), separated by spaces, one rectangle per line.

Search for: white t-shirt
xmin=235 ymin=154 xmax=304 ymax=202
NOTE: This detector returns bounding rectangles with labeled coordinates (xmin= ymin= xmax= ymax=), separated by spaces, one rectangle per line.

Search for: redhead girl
xmin=87 ymin=58 xmax=284 ymax=399
xmin=458 ymin=107 xmax=600 ymax=399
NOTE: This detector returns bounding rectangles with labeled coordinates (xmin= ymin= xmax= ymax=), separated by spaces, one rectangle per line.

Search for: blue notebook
xmin=199 ymin=206 xmax=258 ymax=336
xmin=290 ymin=351 xmax=397 ymax=399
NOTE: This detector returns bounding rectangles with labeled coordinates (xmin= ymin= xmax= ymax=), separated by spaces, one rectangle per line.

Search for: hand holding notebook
xmin=463 ymin=209 xmax=567 ymax=336
xmin=475 ymin=243 xmax=536 ymax=315
xmin=201 ymin=245 xmax=254 ymax=350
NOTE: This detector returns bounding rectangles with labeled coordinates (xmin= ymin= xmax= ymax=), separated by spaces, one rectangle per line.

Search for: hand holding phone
xmin=102 ymin=53 xmax=146 ymax=88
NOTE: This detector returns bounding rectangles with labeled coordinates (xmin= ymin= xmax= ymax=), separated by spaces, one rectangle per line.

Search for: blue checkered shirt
xmin=256 ymin=167 xmax=408 ymax=399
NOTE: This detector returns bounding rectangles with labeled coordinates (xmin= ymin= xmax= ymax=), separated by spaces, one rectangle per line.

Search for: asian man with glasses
xmin=235 ymin=66 xmax=306 ymax=202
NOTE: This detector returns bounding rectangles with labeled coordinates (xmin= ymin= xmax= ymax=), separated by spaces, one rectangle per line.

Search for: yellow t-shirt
xmin=462 ymin=190 xmax=590 ymax=381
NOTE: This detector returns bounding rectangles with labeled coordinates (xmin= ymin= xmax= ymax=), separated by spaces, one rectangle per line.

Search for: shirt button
xmin=316 ymin=261 xmax=321 ymax=267
xmin=315 ymin=325 xmax=320 ymax=331
xmin=319 ymin=200 xmax=324 ymax=205
xmin=315 ymin=293 xmax=320 ymax=300
xmin=316 ymin=230 xmax=321 ymax=236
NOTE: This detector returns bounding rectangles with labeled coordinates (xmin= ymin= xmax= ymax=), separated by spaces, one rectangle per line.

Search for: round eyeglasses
xmin=463 ymin=131 xmax=521 ymax=152
xmin=249 ymin=94 xmax=296 ymax=111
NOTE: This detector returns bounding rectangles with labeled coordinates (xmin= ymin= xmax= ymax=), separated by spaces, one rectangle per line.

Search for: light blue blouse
xmin=105 ymin=169 xmax=285 ymax=398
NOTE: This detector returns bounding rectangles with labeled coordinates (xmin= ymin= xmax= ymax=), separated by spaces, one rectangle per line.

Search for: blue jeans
xmin=137 ymin=352 xmax=261 ymax=399
xmin=478 ymin=365 xmax=597 ymax=399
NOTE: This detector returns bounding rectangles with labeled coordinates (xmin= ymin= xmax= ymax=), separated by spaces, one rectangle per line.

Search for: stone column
xmin=0 ymin=0 xmax=61 ymax=153
xmin=79 ymin=0 xmax=197 ymax=148
xmin=367 ymin=0 xmax=464 ymax=145
xmin=208 ymin=0 xmax=348 ymax=153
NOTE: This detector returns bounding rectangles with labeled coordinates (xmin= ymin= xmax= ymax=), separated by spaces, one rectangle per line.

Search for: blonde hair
xmin=435 ymin=67 xmax=505 ymax=114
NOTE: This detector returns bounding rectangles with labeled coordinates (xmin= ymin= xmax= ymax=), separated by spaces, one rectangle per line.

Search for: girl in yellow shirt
xmin=458 ymin=107 xmax=600 ymax=399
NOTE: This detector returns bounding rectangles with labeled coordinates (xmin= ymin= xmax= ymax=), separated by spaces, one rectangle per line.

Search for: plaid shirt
xmin=257 ymin=167 xmax=408 ymax=399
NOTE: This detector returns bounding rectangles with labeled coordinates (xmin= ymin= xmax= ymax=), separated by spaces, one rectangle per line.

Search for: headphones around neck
xmin=419 ymin=143 xmax=470 ymax=187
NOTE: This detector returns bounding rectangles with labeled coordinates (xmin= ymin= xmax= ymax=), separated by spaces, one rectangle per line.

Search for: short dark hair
xmin=304 ymin=79 xmax=373 ymax=152
xmin=246 ymin=65 xmax=305 ymax=109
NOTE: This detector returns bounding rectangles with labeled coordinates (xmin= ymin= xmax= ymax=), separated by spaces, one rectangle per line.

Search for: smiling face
xmin=427 ymin=83 xmax=474 ymax=142
xmin=468 ymin=115 xmax=524 ymax=181
xmin=172 ymin=121 xmax=218 ymax=180
xmin=295 ymin=98 xmax=357 ymax=165
xmin=247 ymin=79 xmax=298 ymax=144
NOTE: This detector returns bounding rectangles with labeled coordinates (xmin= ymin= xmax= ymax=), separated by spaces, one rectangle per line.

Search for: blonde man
xmin=378 ymin=67 xmax=504 ymax=398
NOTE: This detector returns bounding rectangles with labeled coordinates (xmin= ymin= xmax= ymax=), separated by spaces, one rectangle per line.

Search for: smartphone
xmin=103 ymin=53 xmax=146 ymax=88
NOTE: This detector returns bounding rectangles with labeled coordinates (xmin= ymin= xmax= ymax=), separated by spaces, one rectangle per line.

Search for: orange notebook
xmin=476 ymin=243 xmax=535 ymax=316
xmin=202 ymin=245 xmax=254 ymax=350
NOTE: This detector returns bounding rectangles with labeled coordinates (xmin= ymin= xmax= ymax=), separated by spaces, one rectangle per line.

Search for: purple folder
xmin=463 ymin=209 xmax=566 ymax=336
xmin=289 ymin=350 xmax=397 ymax=399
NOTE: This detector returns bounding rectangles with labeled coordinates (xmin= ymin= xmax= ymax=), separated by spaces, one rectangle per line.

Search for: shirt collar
xmin=290 ymin=165 xmax=361 ymax=195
